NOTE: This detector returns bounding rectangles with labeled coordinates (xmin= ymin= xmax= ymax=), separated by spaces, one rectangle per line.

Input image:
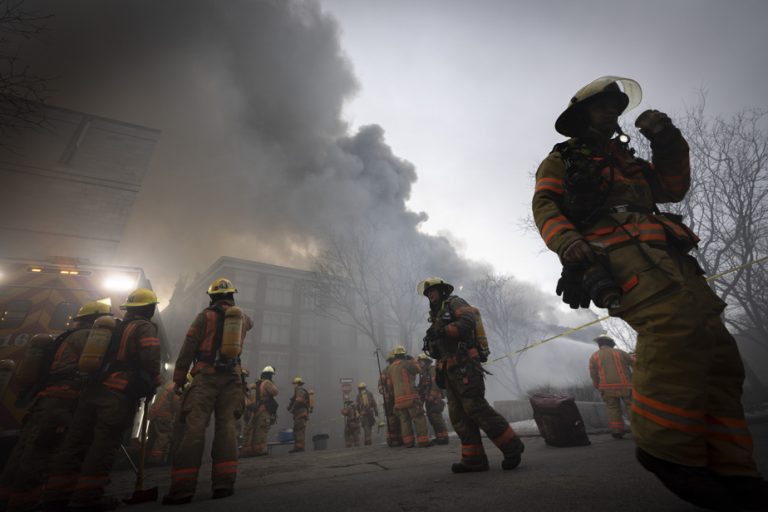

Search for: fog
xmin=7 ymin=0 xmax=634 ymax=432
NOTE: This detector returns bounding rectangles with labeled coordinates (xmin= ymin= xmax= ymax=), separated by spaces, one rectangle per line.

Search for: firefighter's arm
xmin=443 ymin=297 xmax=476 ymax=340
xmin=173 ymin=313 xmax=204 ymax=388
xmin=589 ymin=355 xmax=600 ymax=389
xmin=136 ymin=321 xmax=162 ymax=389
xmin=265 ymin=380 xmax=278 ymax=397
xmin=636 ymin=111 xmax=691 ymax=203
xmin=532 ymin=152 xmax=585 ymax=260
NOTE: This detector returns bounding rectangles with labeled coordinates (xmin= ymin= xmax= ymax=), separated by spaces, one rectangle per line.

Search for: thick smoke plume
xmin=22 ymin=0 xmax=483 ymax=297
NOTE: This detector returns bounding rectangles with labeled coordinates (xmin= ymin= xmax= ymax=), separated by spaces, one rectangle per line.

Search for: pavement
xmin=104 ymin=418 xmax=768 ymax=512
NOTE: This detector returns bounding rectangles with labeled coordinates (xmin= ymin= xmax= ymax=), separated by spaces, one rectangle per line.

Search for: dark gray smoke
xmin=21 ymin=0 xmax=483 ymax=298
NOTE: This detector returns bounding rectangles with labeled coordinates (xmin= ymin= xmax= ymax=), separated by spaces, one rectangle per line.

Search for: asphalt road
xmin=106 ymin=419 xmax=768 ymax=512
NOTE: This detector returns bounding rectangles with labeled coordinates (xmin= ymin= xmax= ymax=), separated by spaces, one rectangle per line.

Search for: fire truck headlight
xmin=104 ymin=274 xmax=136 ymax=292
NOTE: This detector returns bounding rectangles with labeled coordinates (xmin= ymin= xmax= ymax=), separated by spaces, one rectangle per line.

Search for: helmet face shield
xmin=556 ymin=76 xmax=643 ymax=137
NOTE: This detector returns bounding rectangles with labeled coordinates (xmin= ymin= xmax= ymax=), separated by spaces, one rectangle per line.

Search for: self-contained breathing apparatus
xmin=555 ymin=137 xmax=631 ymax=309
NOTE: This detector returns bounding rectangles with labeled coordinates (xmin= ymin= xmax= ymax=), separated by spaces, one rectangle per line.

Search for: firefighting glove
xmin=478 ymin=346 xmax=490 ymax=363
xmin=556 ymin=262 xmax=591 ymax=309
xmin=635 ymin=109 xmax=676 ymax=144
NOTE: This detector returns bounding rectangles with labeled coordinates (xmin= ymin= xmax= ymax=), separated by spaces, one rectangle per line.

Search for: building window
xmin=264 ymin=277 xmax=293 ymax=307
xmin=0 ymin=299 xmax=32 ymax=329
xmin=49 ymin=302 xmax=81 ymax=330
xmin=261 ymin=311 xmax=291 ymax=345
xmin=299 ymin=315 xmax=319 ymax=346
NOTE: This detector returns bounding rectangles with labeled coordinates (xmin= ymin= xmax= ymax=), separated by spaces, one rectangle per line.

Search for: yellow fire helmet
xmin=120 ymin=288 xmax=159 ymax=309
xmin=393 ymin=345 xmax=407 ymax=356
xmin=74 ymin=300 xmax=112 ymax=320
xmin=357 ymin=382 xmax=366 ymax=389
xmin=262 ymin=365 xmax=275 ymax=374
xmin=207 ymin=278 xmax=237 ymax=295
xmin=555 ymin=76 xmax=642 ymax=137
xmin=416 ymin=277 xmax=454 ymax=297
xmin=417 ymin=352 xmax=431 ymax=361
xmin=293 ymin=376 xmax=304 ymax=385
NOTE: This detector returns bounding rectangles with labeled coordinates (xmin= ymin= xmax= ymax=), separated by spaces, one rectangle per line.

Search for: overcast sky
xmin=319 ymin=0 xmax=768 ymax=293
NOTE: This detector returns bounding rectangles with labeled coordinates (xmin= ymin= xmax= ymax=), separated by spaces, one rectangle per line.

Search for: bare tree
xmin=309 ymin=226 xmax=431 ymax=359
xmin=469 ymin=273 xmax=550 ymax=398
xmin=0 ymin=0 xmax=52 ymax=139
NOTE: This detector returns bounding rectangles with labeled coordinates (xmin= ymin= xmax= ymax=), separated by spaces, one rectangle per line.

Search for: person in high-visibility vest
xmin=588 ymin=334 xmax=633 ymax=438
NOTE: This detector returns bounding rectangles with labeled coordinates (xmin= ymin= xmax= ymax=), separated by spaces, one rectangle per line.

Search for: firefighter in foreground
xmin=417 ymin=353 xmax=450 ymax=445
xmin=287 ymin=377 xmax=311 ymax=453
xmin=162 ymin=278 xmax=253 ymax=505
xmin=241 ymin=365 xmax=278 ymax=457
xmin=341 ymin=399 xmax=361 ymax=448
xmin=0 ymin=301 xmax=110 ymax=512
xmin=419 ymin=278 xmax=524 ymax=472
xmin=588 ymin=334 xmax=633 ymax=439
xmin=146 ymin=381 xmax=182 ymax=466
xmin=532 ymin=75 xmax=766 ymax=510
xmin=385 ymin=345 xmax=433 ymax=448
xmin=42 ymin=289 xmax=161 ymax=511
xmin=355 ymin=382 xmax=378 ymax=446
xmin=378 ymin=351 xmax=402 ymax=447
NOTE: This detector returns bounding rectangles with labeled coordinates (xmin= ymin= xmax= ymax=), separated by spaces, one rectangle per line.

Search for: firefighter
xmin=341 ymin=399 xmax=361 ymax=448
xmin=287 ymin=377 xmax=311 ymax=453
xmin=241 ymin=365 xmax=278 ymax=457
xmin=162 ymin=278 xmax=253 ymax=505
xmin=532 ymin=76 xmax=767 ymax=510
xmin=385 ymin=345 xmax=433 ymax=448
xmin=355 ymin=382 xmax=378 ymax=446
xmin=42 ymin=289 xmax=161 ymax=511
xmin=146 ymin=381 xmax=182 ymax=466
xmin=588 ymin=334 xmax=633 ymax=439
xmin=0 ymin=301 xmax=109 ymax=512
xmin=378 ymin=351 xmax=402 ymax=447
xmin=419 ymin=278 xmax=524 ymax=473
xmin=417 ymin=353 xmax=450 ymax=445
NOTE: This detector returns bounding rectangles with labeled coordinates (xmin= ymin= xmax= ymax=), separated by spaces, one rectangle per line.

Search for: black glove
xmin=556 ymin=262 xmax=591 ymax=309
xmin=478 ymin=346 xmax=490 ymax=363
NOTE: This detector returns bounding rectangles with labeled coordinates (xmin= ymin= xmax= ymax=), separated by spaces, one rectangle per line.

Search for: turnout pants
xmin=426 ymin=400 xmax=449 ymax=442
xmin=361 ymin=415 xmax=375 ymax=445
xmin=42 ymin=385 xmax=137 ymax=507
xmin=395 ymin=403 xmax=430 ymax=447
xmin=167 ymin=373 xmax=244 ymax=499
xmin=384 ymin=402 xmax=402 ymax=446
xmin=601 ymin=389 xmax=632 ymax=435
xmin=444 ymin=360 xmax=522 ymax=469
xmin=242 ymin=411 xmax=272 ymax=455
xmin=292 ymin=412 xmax=308 ymax=450
xmin=344 ymin=422 xmax=361 ymax=447
xmin=617 ymin=253 xmax=758 ymax=477
xmin=146 ymin=417 xmax=174 ymax=465
xmin=0 ymin=396 xmax=77 ymax=511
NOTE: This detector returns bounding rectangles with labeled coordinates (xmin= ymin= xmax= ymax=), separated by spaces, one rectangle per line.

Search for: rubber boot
xmin=636 ymin=448 xmax=733 ymax=511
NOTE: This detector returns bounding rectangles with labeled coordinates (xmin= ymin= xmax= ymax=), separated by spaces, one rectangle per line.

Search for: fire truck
xmin=0 ymin=256 xmax=171 ymax=463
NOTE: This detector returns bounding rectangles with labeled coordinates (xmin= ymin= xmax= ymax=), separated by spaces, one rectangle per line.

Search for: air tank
xmin=220 ymin=306 xmax=243 ymax=358
xmin=78 ymin=315 xmax=117 ymax=373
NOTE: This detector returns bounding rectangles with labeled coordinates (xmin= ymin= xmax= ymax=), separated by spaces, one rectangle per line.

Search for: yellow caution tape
xmin=486 ymin=255 xmax=768 ymax=365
